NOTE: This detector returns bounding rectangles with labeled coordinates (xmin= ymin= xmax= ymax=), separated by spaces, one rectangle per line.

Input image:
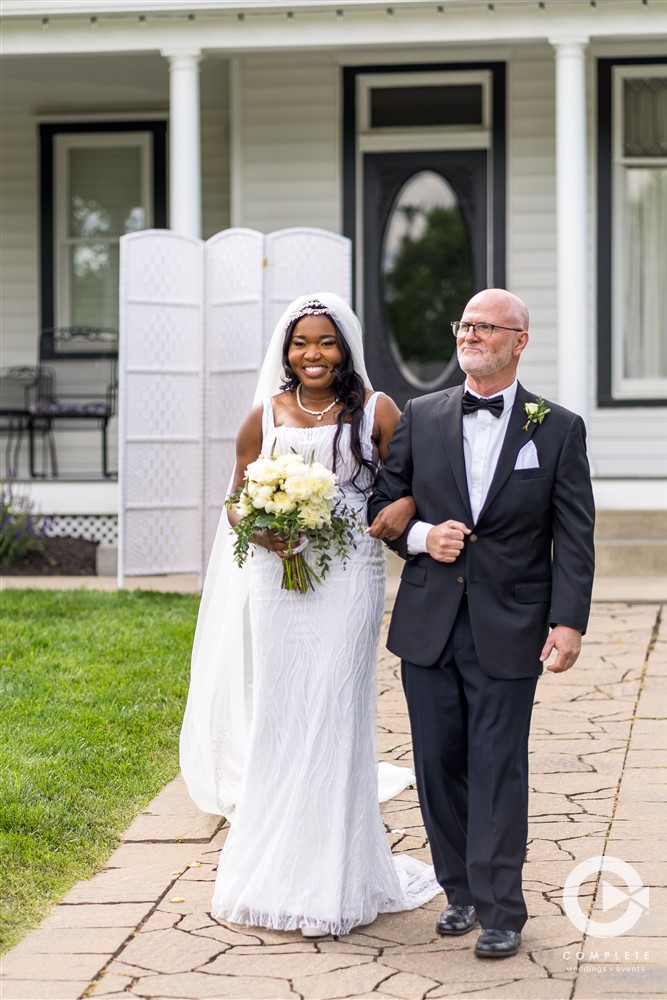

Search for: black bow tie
xmin=461 ymin=391 xmax=504 ymax=418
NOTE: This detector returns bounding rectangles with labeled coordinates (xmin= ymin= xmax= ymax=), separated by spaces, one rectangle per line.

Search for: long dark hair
xmin=280 ymin=315 xmax=376 ymax=487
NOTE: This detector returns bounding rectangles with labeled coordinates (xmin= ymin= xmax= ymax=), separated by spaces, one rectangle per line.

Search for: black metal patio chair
xmin=28 ymin=327 xmax=119 ymax=478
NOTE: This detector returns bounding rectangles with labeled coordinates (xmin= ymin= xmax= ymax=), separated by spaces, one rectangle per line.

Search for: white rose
xmin=246 ymin=457 xmax=284 ymax=487
xmin=284 ymin=473 xmax=317 ymax=502
xmin=249 ymin=484 xmax=275 ymax=509
xmin=265 ymin=491 xmax=297 ymax=515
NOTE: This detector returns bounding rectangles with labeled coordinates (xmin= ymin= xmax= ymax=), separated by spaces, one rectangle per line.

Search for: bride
xmin=180 ymin=292 xmax=441 ymax=937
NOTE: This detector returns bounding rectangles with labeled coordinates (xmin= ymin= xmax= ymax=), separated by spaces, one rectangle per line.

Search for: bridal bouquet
xmin=225 ymin=449 xmax=358 ymax=593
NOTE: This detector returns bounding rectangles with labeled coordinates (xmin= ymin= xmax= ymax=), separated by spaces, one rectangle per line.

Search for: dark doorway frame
xmin=39 ymin=119 xmax=168 ymax=337
xmin=342 ymin=61 xmax=507 ymax=302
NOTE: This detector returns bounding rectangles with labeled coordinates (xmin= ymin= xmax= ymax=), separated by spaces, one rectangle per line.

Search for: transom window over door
xmin=40 ymin=121 xmax=167 ymax=349
xmin=597 ymin=60 xmax=667 ymax=405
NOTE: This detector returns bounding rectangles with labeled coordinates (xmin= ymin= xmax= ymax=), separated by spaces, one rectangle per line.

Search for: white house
xmin=1 ymin=0 xmax=665 ymax=569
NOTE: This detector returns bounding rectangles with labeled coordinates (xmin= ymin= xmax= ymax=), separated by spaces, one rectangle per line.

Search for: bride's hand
xmin=252 ymin=529 xmax=306 ymax=558
xmin=366 ymin=495 xmax=416 ymax=541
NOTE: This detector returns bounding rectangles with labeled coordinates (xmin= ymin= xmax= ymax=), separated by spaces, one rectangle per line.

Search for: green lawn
xmin=0 ymin=588 xmax=199 ymax=954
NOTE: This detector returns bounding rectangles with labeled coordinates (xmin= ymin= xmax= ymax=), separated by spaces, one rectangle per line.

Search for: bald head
xmin=457 ymin=288 xmax=530 ymax=395
xmin=464 ymin=288 xmax=529 ymax=332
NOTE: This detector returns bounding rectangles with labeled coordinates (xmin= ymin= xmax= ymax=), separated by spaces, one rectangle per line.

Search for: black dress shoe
xmin=435 ymin=904 xmax=477 ymax=936
xmin=475 ymin=928 xmax=521 ymax=958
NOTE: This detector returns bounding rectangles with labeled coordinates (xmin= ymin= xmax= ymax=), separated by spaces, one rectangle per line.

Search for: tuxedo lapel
xmin=477 ymin=383 xmax=537 ymax=523
xmin=436 ymin=386 xmax=473 ymax=523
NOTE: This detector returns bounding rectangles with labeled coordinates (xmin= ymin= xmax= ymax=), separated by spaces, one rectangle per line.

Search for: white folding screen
xmin=204 ymin=230 xmax=264 ymax=564
xmin=118 ymin=227 xmax=351 ymax=584
xmin=118 ymin=231 xmax=205 ymax=584
xmin=264 ymin=228 xmax=352 ymax=352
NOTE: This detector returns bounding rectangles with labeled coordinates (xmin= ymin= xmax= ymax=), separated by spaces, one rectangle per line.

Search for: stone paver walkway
xmin=1 ymin=601 xmax=665 ymax=1000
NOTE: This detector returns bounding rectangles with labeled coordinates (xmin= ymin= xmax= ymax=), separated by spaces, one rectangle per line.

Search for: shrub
xmin=0 ymin=484 xmax=46 ymax=565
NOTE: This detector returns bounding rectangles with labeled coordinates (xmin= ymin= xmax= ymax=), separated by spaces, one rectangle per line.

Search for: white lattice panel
xmin=204 ymin=230 xmax=265 ymax=565
xmin=124 ymin=442 xmax=201 ymax=507
xmin=122 ymin=230 xmax=203 ymax=306
xmin=42 ymin=515 xmax=118 ymax=544
xmin=125 ymin=373 xmax=202 ymax=441
xmin=118 ymin=231 xmax=204 ymax=583
xmin=123 ymin=509 xmax=201 ymax=576
xmin=124 ymin=303 xmax=202 ymax=373
xmin=263 ymin=228 xmax=352 ymax=349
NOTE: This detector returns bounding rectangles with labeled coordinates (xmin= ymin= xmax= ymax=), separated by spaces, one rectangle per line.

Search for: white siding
xmin=201 ymin=57 xmax=230 ymax=238
xmin=506 ymin=47 xmax=558 ymax=399
xmin=240 ymin=53 xmax=340 ymax=233
xmin=0 ymin=110 xmax=39 ymax=369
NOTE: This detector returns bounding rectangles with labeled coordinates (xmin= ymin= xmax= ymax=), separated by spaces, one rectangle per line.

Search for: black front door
xmin=363 ymin=150 xmax=488 ymax=408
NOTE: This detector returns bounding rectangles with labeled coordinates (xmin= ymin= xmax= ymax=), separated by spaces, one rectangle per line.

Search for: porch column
xmin=551 ymin=37 xmax=589 ymax=423
xmin=163 ymin=49 xmax=202 ymax=238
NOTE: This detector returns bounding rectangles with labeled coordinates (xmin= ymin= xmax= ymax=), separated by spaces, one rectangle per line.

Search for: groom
xmin=369 ymin=288 xmax=595 ymax=958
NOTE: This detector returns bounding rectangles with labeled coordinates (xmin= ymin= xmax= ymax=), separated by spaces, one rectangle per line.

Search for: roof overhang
xmin=1 ymin=0 xmax=665 ymax=56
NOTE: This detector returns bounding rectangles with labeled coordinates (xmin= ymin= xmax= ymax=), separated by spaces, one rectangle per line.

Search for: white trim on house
xmin=357 ymin=70 xmax=492 ymax=134
xmin=2 ymin=4 xmax=665 ymax=59
xmin=21 ymin=481 xmax=119 ymax=515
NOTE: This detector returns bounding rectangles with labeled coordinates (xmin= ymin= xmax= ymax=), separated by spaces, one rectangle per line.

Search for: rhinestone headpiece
xmin=286 ymin=298 xmax=330 ymax=327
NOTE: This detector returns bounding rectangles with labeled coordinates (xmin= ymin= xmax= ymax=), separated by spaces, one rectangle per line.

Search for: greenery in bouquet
xmin=225 ymin=449 xmax=359 ymax=593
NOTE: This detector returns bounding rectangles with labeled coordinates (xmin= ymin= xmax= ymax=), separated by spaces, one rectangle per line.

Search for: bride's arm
xmin=367 ymin=394 xmax=416 ymax=541
xmin=228 ymin=403 xmax=293 ymax=556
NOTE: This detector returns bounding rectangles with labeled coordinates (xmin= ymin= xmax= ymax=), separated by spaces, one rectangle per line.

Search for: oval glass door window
xmin=382 ymin=170 xmax=473 ymax=389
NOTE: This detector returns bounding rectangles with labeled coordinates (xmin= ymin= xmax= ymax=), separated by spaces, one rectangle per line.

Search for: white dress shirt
xmin=406 ymin=380 xmax=518 ymax=555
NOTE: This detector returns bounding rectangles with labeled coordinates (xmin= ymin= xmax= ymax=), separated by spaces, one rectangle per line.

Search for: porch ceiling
xmin=0 ymin=52 xmax=171 ymax=110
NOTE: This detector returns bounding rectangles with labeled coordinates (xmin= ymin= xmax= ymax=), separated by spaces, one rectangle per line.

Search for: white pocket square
xmin=514 ymin=440 xmax=539 ymax=470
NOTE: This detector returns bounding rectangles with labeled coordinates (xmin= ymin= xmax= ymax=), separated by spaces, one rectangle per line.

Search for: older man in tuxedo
xmin=368 ymin=288 xmax=595 ymax=958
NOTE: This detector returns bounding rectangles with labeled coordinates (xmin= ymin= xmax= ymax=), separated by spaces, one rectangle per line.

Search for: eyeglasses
xmin=451 ymin=321 xmax=524 ymax=339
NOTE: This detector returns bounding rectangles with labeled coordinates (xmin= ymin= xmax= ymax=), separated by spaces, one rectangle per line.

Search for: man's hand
xmin=367 ymin=496 xmax=416 ymax=541
xmin=426 ymin=520 xmax=471 ymax=563
xmin=540 ymin=625 xmax=582 ymax=673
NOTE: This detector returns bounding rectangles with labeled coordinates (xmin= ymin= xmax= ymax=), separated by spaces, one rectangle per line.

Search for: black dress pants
xmin=401 ymin=598 xmax=538 ymax=931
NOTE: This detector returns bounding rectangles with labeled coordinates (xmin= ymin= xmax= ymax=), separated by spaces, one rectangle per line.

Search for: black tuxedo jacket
xmin=369 ymin=383 xmax=595 ymax=679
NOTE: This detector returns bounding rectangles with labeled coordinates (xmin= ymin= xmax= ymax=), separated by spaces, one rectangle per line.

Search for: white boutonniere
xmin=523 ymin=397 xmax=550 ymax=432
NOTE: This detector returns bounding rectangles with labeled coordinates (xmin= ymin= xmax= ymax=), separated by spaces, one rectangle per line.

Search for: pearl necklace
xmin=296 ymin=384 xmax=339 ymax=421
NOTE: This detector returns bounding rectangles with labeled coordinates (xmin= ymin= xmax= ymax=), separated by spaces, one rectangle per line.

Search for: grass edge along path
xmin=0 ymin=588 xmax=199 ymax=954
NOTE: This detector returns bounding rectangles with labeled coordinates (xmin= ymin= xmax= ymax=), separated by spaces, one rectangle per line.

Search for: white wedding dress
xmin=211 ymin=393 xmax=441 ymax=934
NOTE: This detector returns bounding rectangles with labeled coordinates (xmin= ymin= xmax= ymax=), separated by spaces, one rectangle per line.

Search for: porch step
xmin=96 ymin=543 xmax=117 ymax=576
xmin=595 ymin=510 xmax=667 ymax=576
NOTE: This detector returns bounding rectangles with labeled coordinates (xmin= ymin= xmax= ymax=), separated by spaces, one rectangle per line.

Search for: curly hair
xmin=280 ymin=315 xmax=376 ymax=488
